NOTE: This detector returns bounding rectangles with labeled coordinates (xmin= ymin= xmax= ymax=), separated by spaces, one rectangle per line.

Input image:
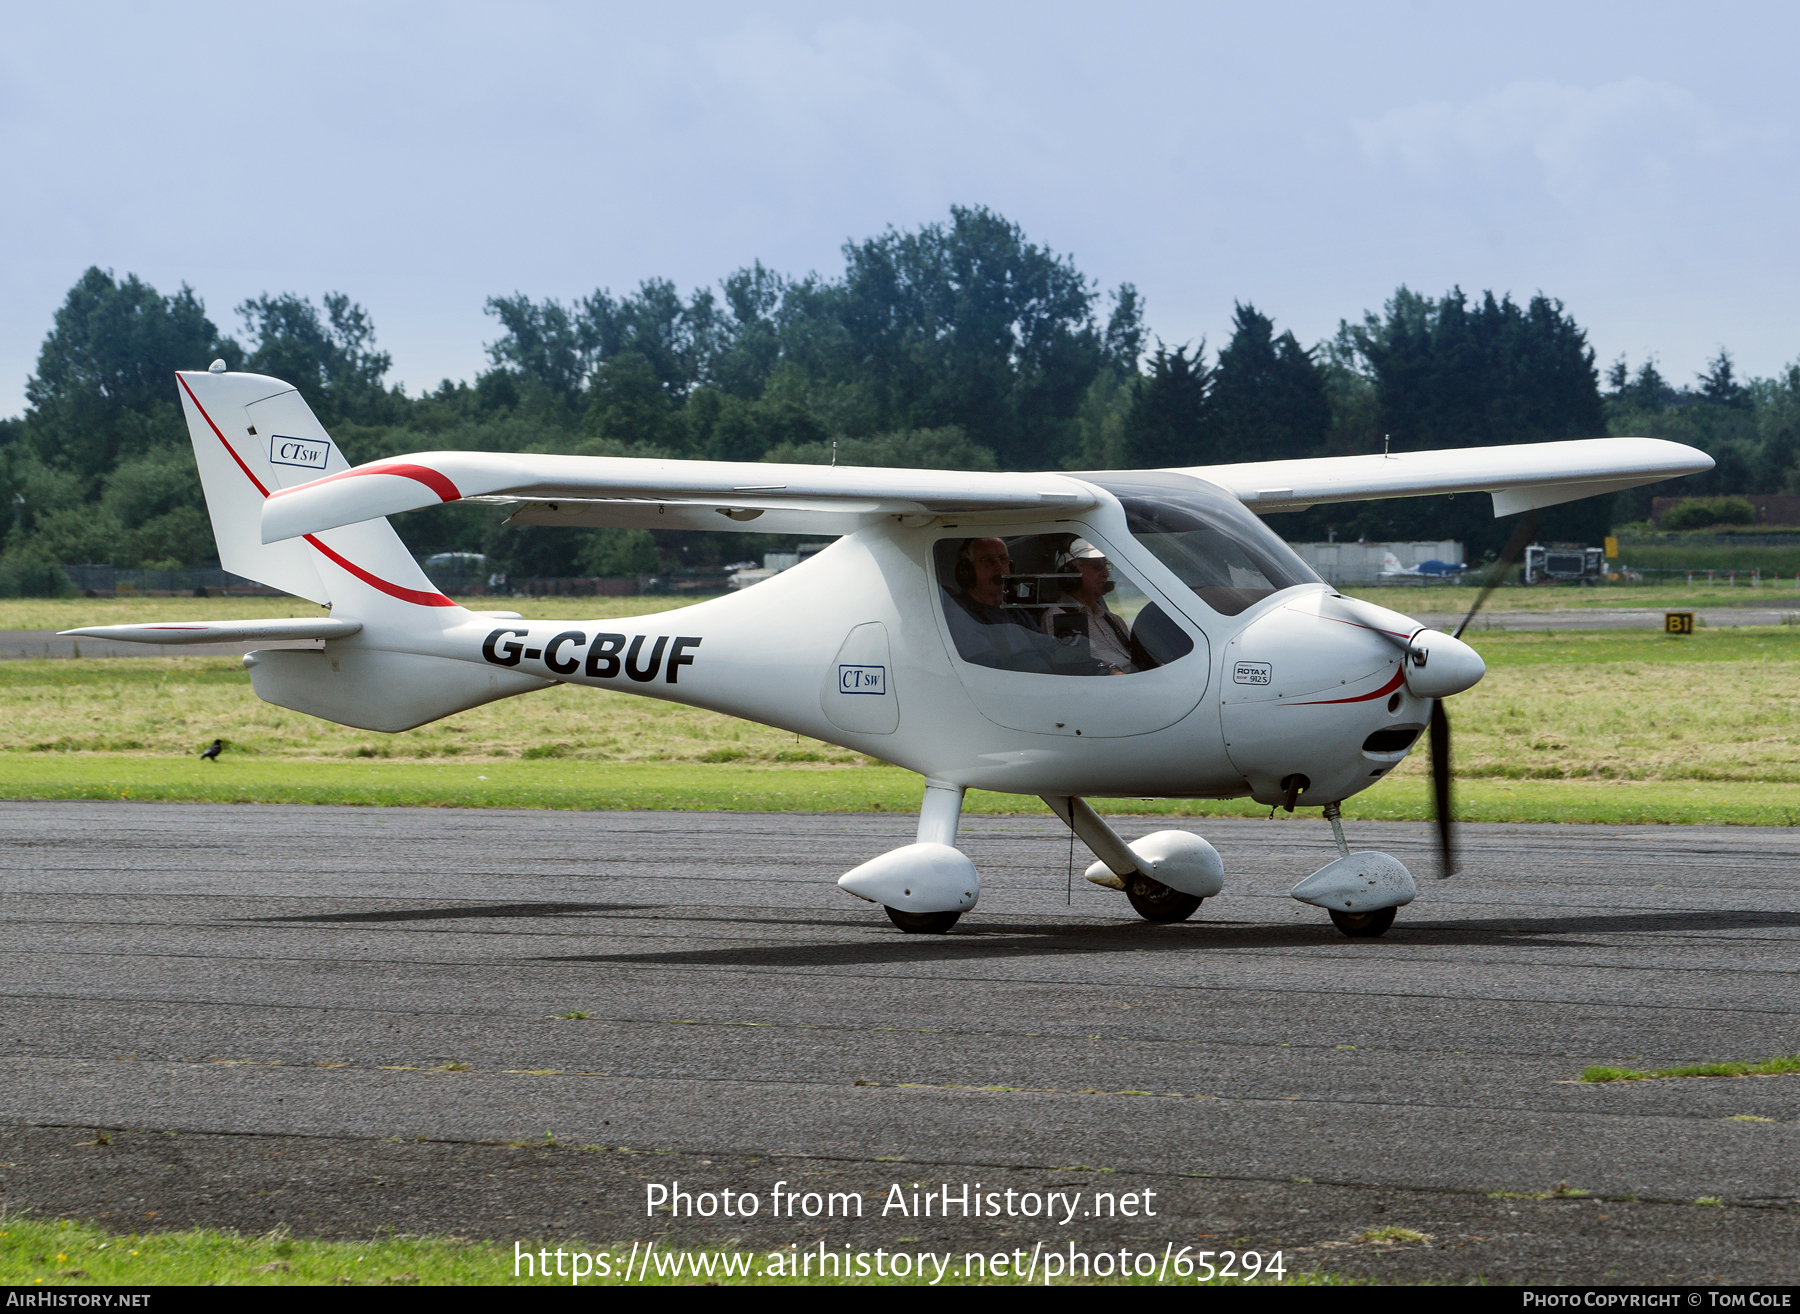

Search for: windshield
xmin=1083 ymin=472 xmax=1322 ymax=616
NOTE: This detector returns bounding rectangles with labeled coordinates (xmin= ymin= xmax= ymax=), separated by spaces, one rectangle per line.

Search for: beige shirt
xmin=1042 ymin=603 xmax=1136 ymax=672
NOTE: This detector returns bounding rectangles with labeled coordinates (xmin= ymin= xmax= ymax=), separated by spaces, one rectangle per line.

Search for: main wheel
xmin=1329 ymin=906 xmax=1397 ymax=938
xmin=1124 ymin=874 xmax=1202 ymax=923
xmin=884 ymin=906 xmax=962 ymax=934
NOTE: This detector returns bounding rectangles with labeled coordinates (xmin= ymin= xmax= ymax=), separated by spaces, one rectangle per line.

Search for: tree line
xmin=3 ymin=205 xmax=1795 ymax=595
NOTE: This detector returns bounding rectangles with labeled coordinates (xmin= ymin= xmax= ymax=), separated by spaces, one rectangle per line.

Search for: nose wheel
xmin=1328 ymin=906 xmax=1396 ymax=938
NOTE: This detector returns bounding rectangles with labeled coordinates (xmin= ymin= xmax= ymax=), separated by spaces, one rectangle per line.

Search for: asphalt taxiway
xmin=3 ymin=800 xmax=1797 ymax=1283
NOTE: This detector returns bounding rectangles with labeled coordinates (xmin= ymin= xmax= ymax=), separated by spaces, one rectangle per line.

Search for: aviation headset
xmin=955 ymin=538 xmax=1000 ymax=589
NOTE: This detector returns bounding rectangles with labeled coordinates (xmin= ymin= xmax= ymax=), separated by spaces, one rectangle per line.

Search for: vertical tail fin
xmin=176 ymin=369 xmax=461 ymax=621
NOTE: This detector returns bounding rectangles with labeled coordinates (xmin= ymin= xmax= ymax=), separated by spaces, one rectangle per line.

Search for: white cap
xmin=1064 ymin=538 xmax=1106 ymax=560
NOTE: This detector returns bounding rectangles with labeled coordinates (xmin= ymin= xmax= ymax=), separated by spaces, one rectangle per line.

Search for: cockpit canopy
xmin=931 ymin=472 xmax=1319 ymax=681
xmin=1086 ymin=471 xmax=1322 ymax=616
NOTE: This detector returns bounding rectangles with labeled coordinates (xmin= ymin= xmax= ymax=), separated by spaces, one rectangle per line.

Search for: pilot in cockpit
xmin=946 ymin=537 xmax=1038 ymax=630
xmin=1038 ymin=538 xmax=1138 ymax=675
xmin=940 ymin=536 xmax=1045 ymax=671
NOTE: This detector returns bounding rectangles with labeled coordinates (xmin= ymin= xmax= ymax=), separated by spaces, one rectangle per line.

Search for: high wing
xmin=258 ymin=452 xmax=1099 ymax=542
xmin=1179 ymin=436 xmax=1710 ymax=516
xmin=258 ymin=436 xmax=1711 ymax=543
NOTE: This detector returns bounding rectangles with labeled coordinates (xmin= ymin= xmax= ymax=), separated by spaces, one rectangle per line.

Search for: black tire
xmin=1124 ymin=873 xmax=1202 ymax=923
xmin=884 ymin=906 xmax=962 ymax=934
xmin=1329 ymin=906 xmax=1397 ymax=938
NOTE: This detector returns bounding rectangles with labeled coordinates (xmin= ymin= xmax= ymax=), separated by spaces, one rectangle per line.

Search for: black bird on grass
xmin=200 ymin=739 xmax=223 ymax=762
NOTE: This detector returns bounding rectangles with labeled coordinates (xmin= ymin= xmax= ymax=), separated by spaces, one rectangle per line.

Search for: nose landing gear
xmin=1291 ymin=802 xmax=1415 ymax=938
xmin=1328 ymin=906 xmax=1397 ymax=938
xmin=886 ymin=907 xmax=964 ymax=934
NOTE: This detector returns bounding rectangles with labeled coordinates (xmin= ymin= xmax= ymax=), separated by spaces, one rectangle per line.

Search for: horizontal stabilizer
xmin=59 ymin=618 xmax=363 ymax=645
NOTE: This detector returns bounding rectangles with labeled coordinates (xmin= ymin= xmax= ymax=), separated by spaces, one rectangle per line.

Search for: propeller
xmin=1428 ymin=510 xmax=1540 ymax=878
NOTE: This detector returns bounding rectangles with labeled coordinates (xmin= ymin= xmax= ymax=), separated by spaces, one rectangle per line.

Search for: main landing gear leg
xmin=1041 ymin=795 xmax=1203 ymax=923
xmin=883 ymin=780 xmax=967 ymax=934
xmin=838 ymin=778 xmax=978 ymax=933
xmin=917 ymin=778 xmax=964 ymax=847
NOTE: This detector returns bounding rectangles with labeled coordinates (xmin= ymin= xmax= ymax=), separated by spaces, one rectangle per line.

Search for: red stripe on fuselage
xmin=175 ymin=373 xmax=456 ymax=609
xmin=1286 ymin=664 xmax=1408 ymax=705
xmin=1287 ymin=602 xmax=1415 ymax=640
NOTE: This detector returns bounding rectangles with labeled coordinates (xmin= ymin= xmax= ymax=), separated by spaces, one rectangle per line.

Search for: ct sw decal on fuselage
xmin=481 ymin=627 xmax=702 ymax=684
xmin=838 ymin=665 xmax=887 ymax=695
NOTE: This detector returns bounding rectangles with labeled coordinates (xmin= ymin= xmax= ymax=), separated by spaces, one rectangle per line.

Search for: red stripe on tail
xmin=268 ymin=461 xmax=462 ymax=504
xmin=176 ymin=373 xmax=456 ymax=609
xmin=304 ymin=534 xmax=457 ymax=607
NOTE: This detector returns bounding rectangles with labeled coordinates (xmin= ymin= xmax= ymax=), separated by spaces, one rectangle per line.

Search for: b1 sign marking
xmin=270 ymin=435 xmax=332 ymax=470
xmin=838 ymin=664 xmax=887 ymax=695
xmin=1233 ymin=661 xmax=1272 ymax=685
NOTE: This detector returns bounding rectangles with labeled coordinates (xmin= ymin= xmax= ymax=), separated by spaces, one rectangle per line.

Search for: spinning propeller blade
xmin=1434 ymin=511 xmax=1542 ymax=878
xmin=1429 ymin=699 xmax=1455 ymax=878
xmin=1454 ymin=511 xmax=1542 ymax=640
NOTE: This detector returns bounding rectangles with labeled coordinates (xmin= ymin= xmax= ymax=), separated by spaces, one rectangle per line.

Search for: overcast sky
xmin=3 ymin=1 xmax=1795 ymax=414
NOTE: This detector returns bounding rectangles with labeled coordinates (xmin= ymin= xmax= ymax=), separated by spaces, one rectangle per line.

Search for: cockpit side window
xmin=933 ymin=533 xmax=1195 ymax=677
xmin=1083 ymin=471 xmax=1323 ymax=616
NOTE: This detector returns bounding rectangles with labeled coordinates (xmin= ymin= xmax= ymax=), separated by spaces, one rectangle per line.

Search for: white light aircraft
xmin=69 ymin=365 xmax=1712 ymax=936
xmin=1378 ymin=551 xmax=1468 ymax=579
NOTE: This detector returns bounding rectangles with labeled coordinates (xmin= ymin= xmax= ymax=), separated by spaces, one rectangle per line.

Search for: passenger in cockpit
xmin=1039 ymin=538 xmax=1138 ymax=675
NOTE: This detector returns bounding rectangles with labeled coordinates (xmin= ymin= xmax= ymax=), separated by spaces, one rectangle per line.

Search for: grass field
xmin=0 ymin=1216 xmax=1332 ymax=1287
xmin=9 ymin=576 xmax=1800 ymax=635
xmin=7 ymin=755 xmax=1800 ymax=824
xmin=2 ymin=623 xmax=1798 ymax=824
xmin=1612 ymin=542 xmax=1800 ymax=575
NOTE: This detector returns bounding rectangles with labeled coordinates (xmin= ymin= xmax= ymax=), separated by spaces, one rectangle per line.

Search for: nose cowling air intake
xmin=1400 ymin=628 xmax=1485 ymax=699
